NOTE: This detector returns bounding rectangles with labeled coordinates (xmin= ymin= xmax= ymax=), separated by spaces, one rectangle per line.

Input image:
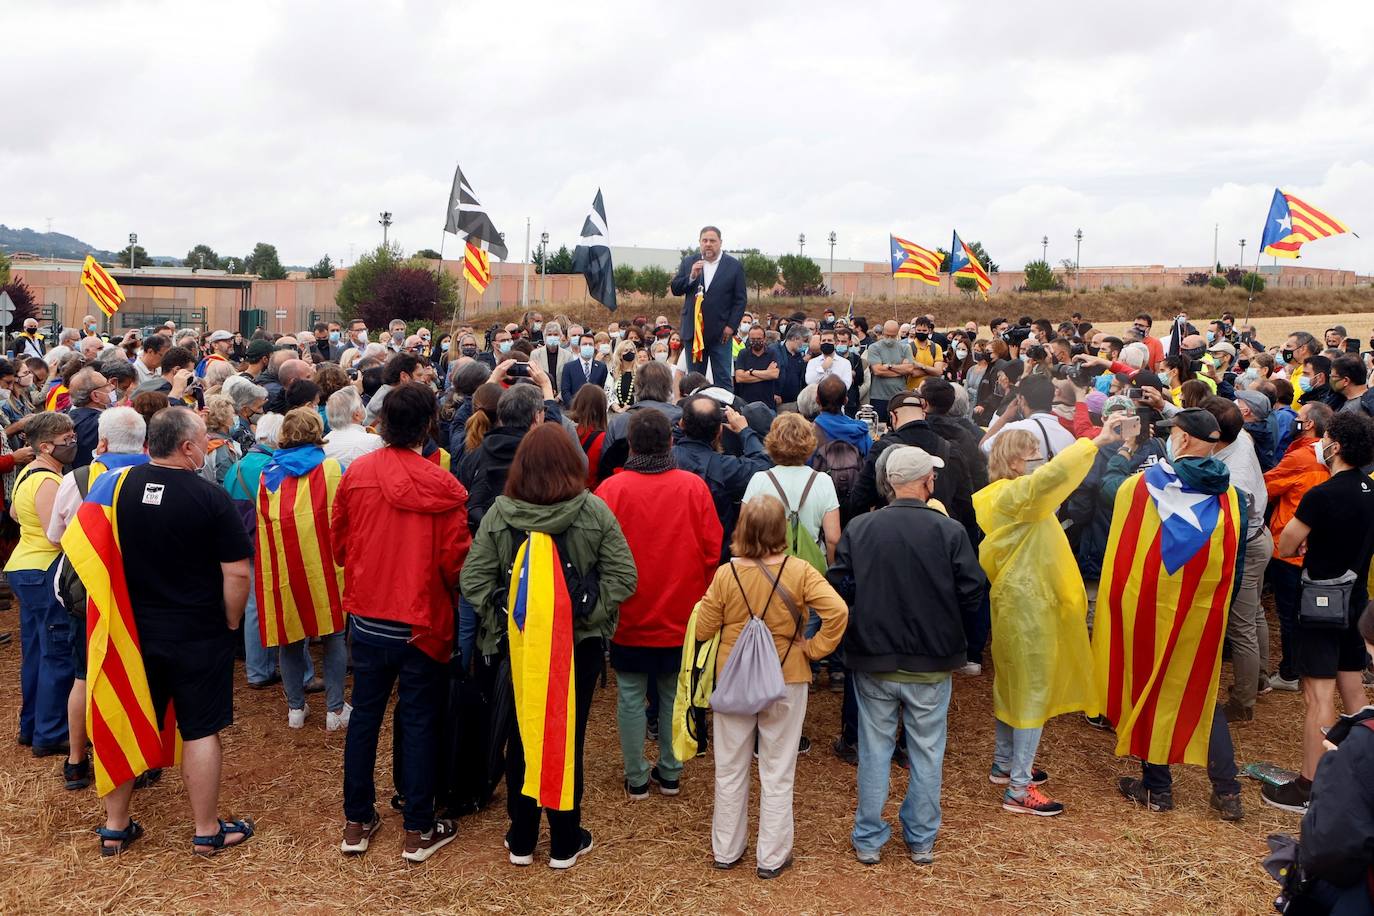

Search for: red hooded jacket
xmin=331 ymin=446 xmax=471 ymax=660
xmin=595 ymin=468 xmax=721 ymax=648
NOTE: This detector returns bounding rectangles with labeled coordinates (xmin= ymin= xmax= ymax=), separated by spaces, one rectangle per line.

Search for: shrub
xmin=1241 ymin=272 xmax=1266 ymax=293
xmin=1208 ymin=275 xmax=1228 ymax=290
xmin=1184 ymin=272 xmax=1210 ymax=287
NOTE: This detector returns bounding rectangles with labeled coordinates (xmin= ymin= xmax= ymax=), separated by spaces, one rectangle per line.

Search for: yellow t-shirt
xmin=907 ymin=340 xmax=944 ymax=390
xmin=4 ymin=465 xmax=62 ymax=572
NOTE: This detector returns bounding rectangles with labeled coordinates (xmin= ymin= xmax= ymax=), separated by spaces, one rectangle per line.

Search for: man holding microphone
xmin=670 ymin=226 xmax=748 ymax=391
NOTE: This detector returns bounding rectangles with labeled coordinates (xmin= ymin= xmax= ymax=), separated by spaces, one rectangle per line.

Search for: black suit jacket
xmin=559 ymin=358 xmax=609 ymax=407
xmin=670 ymin=253 xmax=748 ymax=347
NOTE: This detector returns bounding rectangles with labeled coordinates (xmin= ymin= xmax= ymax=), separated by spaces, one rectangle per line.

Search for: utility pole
xmin=128 ymin=233 xmax=137 ymax=270
xmin=1073 ymin=228 xmax=1083 ymax=291
xmin=827 ymin=231 xmax=836 ymax=293
xmin=521 ymin=217 xmax=531 ymax=308
xmin=540 ymin=231 xmax=549 ymax=306
xmin=379 ymin=211 xmax=393 ymax=248
xmin=1238 ymin=238 xmax=1246 ymax=268
xmin=1041 ymin=235 xmax=1048 ymax=262
xmin=798 ymin=233 xmax=806 ymax=256
xmin=1212 ymin=223 xmax=1219 ymax=274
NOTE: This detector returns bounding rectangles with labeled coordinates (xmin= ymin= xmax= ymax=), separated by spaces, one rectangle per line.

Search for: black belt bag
xmin=1299 ymin=569 xmax=1357 ymax=629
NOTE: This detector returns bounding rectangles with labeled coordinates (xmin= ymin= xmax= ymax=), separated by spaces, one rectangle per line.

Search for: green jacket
xmin=460 ymin=490 xmax=638 ymax=656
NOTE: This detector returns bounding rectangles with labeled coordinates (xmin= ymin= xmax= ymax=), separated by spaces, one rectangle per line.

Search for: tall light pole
xmin=128 ymin=233 xmax=138 ymax=270
xmin=798 ymin=233 xmax=806 ymax=256
xmin=1073 ymin=228 xmax=1083 ymax=291
xmin=539 ymin=231 xmax=549 ymax=306
xmin=1041 ymin=235 xmax=1048 ymax=262
xmin=379 ymin=211 xmax=393 ymax=248
xmin=1213 ymin=223 xmax=1219 ymax=274
xmin=1238 ymin=238 xmax=1246 ymax=268
xmin=827 ymin=230 xmax=836 ymax=293
xmin=521 ymin=217 xmax=531 ymax=308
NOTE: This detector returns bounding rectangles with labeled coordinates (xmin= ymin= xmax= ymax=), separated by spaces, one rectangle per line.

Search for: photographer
xmin=980 ymin=374 xmax=1075 ymax=460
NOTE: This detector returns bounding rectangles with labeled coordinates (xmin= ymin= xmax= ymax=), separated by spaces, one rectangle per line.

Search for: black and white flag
xmin=572 ymin=189 xmax=616 ymax=311
xmin=444 ymin=164 xmax=508 ymax=260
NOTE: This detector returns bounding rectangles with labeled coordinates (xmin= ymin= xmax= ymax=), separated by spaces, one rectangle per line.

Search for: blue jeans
xmin=342 ymin=634 xmax=445 ymax=831
xmin=852 ymin=672 xmax=951 ymax=855
xmin=242 ymin=561 xmax=277 ymax=683
xmin=992 ymin=719 xmax=1043 ymax=794
xmin=281 ymin=632 xmax=347 ymax=712
xmin=12 ymin=561 xmax=73 ymax=747
xmin=689 ymin=338 xmax=735 ymax=391
xmin=1140 ymin=703 xmax=1241 ymax=796
xmin=615 ymin=670 xmax=681 ymax=786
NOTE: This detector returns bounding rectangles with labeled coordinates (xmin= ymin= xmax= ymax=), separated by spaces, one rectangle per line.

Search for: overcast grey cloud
xmin=6 ymin=0 xmax=1372 ymax=272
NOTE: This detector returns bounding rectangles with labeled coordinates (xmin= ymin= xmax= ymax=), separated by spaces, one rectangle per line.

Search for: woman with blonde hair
xmin=202 ymin=394 xmax=242 ymax=486
xmin=743 ymin=412 xmax=840 ymax=565
xmin=255 ymin=407 xmax=349 ymax=730
xmin=203 ymin=359 xmax=237 ymax=395
xmin=694 ymin=495 xmax=848 ymax=879
xmin=605 ymin=341 xmax=640 ymax=412
xmin=973 ymin=417 xmax=1123 ymax=817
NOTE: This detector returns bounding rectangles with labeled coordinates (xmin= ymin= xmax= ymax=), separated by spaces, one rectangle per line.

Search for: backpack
xmin=56 ymin=464 xmax=98 ymax=618
xmin=709 ymin=558 xmax=803 ymax=716
xmin=812 ymin=439 xmax=863 ymax=505
xmin=763 ymin=469 xmax=827 ymax=572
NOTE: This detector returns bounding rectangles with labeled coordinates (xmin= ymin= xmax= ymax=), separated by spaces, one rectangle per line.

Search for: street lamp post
xmin=1073 ymin=229 xmax=1083 ymax=291
xmin=798 ymin=233 xmax=807 ymax=309
xmin=128 ymin=233 xmax=137 ymax=270
xmin=540 ymin=231 xmax=549 ymax=306
xmin=1041 ymin=235 xmax=1048 ymax=262
xmin=379 ymin=211 xmax=393 ymax=248
xmin=827 ymin=231 xmax=836 ymax=294
xmin=1238 ymin=238 xmax=1246 ymax=269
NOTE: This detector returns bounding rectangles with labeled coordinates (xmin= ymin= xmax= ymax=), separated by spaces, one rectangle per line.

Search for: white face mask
xmin=1023 ymin=457 xmax=1046 ymax=475
xmin=654 ymin=352 xmax=669 ymax=363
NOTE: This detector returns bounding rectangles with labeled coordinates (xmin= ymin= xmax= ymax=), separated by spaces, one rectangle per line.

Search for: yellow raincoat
xmin=973 ymin=437 xmax=1101 ymax=729
xmin=671 ymin=603 xmax=720 ymax=763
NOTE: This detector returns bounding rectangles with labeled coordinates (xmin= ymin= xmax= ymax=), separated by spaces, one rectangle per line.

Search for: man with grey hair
xmin=530 ymin=320 xmax=571 ymax=401
xmin=266 ymin=358 xmax=313 ymax=415
xmin=324 ymin=388 xmax=383 ymax=468
xmin=68 ymin=367 xmax=114 ymax=468
xmin=79 ymin=335 xmax=107 ymax=363
xmin=828 ymin=445 xmax=984 ymax=866
xmin=45 ymin=327 xmax=83 ymax=369
xmin=222 ymin=375 xmax=268 ymax=453
xmin=602 ymin=361 xmax=683 ymax=471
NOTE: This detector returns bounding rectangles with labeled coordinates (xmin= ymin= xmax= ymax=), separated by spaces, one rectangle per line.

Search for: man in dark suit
xmin=559 ymin=333 xmax=610 ymax=407
xmin=670 ymin=225 xmax=748 ymax=391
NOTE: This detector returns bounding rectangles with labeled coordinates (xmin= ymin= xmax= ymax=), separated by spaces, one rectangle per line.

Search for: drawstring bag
xmin=709 ymin=558 xmax=802 ymax=716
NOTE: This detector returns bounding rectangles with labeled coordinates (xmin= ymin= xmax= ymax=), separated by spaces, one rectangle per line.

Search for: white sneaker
xmin=1268 ymin=674 xmax=1301 ymax=692
xmin=327 ymin=704 xmax=352 ymax=731
xmin=287 ymin=706 xmax=308 ymax=729
xmin=956 ymin=662 xmax=983 ymax=677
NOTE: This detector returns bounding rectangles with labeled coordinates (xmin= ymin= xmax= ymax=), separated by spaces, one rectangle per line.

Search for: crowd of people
xmin=3 ymin=227 xmax=1372 ymax=908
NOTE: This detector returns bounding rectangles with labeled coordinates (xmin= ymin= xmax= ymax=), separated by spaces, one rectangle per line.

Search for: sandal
xmin=95 ymin=819 xmax=144 ymax=857
xmin=192 ymin=817 xmax=255 ymax=857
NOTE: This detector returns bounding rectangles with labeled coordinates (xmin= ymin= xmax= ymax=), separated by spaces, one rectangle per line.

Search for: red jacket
xmin=595 ymin=468 xmax=721 ymax=648
xmin=331 ymin=446 xmax=471 ymax=660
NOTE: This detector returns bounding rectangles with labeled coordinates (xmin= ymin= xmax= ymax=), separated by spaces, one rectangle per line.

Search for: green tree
xmin=412 ymin=248 xmax=443 ymax=260
xmin=0 ymin=250 xmax=10 ymax=287
xmin=613 ymin=264 xmax=638 ymax=295
xmin=679 ymin=245 xmax=699 ymax=259
xmin=741 ymin=252 xmax=779 ymax=300
xmin=335 ymin=243 xmax=402 ymax=320
xmin=937 ymin=242 xmax=997 ymax=273
xmin=305 ymin=254 xmax=336 ymax=279
xmin=184 ymin=243 xmax=223 ymax=270
xmin=1022 ymin=259 xmax=1062 ymax=292
xmin=243 ymin=242 xmax=288 ymax=280
xmin=955 ymin=276 xmax=980 ymax=296
xmin=111 ymin=244 xmax=153 ymax=268
xmin=1242 ymin=271 xmax=1266 ymax=294
xmin=635 ymin=266 xmax=671 ymax=303
xmin=546 ymin=245 xmax=575 ymax=274
xmin=1208 ymin=275 xmax=1228 ymax=289
xmin=777 ymin=254 xmax=823 ymax=295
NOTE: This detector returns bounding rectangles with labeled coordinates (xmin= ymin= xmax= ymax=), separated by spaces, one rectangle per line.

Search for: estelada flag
xmin=1092 ymin=462 xmax=1240 ymax=767
xmin=255 ymin=447 xmax=345 ymax=648
xmin=464 ymin=242 xmax=492 ymax=294
xmin=950 ymin=230 xmax=992 ymax=300
xmin=1260 ymin=188 xmax=1356 ymax=259
xmin=507 ymin=532 xmax=576 ymax=811
xmin=80 ymin=255 xmax=126 ymax=317
xmin=890 ymin=235 xmax=941 ymax=285
xmin=60 ymin=467 xmax=180 ymax=796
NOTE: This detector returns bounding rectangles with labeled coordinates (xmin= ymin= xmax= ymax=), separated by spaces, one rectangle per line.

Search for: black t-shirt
xmin=117 ymin=464 xmax=253 ymax=642
xmin=1294 ymin=468 xmax=1374 ymax=591
xmin=734 ymin=346 xmax=778 ymax=405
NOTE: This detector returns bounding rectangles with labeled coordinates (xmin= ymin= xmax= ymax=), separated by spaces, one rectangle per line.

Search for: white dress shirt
xmin=805 ymin=354 xmax=854 ymax=388
xmin=702 ymin=256 xmax=720 ymax=292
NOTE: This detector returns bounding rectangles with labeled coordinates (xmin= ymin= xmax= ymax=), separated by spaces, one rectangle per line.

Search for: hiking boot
xmin=1001 ymin=785 xmax=1065 ymax=817
xmin=341 ymin=814 xmax=381 ymax=855
xmin=989 ymin=764 xmax=1048 ymax=787
xmin=832 ymin=737 xmax=858 ymax=766
xmin=853 ymin=846 xmax=880 ymax=865
xmin=1221 ymin=697 xmax=1253 ymax=724
xmin=1210 ymin=791 xmax=1243 ymax=822
xmin=63 ymin=757 xmax=92 ymax=791
xmin=1269 ymin=674 xmax=1301 ymax=692
xmin=906 ymin=842 xmax=934 ymax=865
xmin=1118 ymin=777 xmax=1174 ymax=812
xmin=548 ymin=829 xmax=594 ymax=870
xmin=625 ymin=779 xmax=649 ymax=801
xmin=402 ymin=818 xmax=457 ymax=864
xmin=1261 ymin=779 xmax=1311 ymax=814
xmin=756 ymin=855 xmax=793 ymax=880
xmin=650 ymin=766 xmax=680 ymax=797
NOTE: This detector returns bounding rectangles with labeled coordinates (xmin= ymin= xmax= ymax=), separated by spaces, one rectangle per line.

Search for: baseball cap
xmin=1207 ymin=340 xmax=1237 ymax=360
xmin=245 ymin=339 xmax=275 ymax=362
xmin=1156 ymin=407 xmax=1221 ymax=441
xmin=208 ymin=329 xmax=234 ymax=343
xmin=884 ymin=446 xmax=944 ymax=483
xmin=1234 ymin=389 xmax=1272 ymax=420
xmin=887 ymin=390 xmax=927 ymax=414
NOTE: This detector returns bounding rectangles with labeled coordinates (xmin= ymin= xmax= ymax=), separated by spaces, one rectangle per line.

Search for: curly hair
xmin=279 ymin=406 xmax=327 ymax=449
xmin=203 ymin=394 xmax=236 ymax=435
xmin=764 ymin=412 xmax=817 ymax=466
xmin=1326 ymin=411 xmax=1374 ymax=469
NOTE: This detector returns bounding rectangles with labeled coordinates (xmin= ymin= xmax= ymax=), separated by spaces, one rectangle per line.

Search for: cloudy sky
xmin=8 ymin=0 xmax=1372 ymax=272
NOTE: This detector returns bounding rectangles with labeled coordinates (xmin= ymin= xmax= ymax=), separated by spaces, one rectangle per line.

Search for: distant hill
xmin=0 ymin=224 xmax=179 ymax=266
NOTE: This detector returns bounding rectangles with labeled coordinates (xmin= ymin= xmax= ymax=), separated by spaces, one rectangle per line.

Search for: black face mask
xmin=1180 ymin=347 xmax=1203 ymax=361
xmin=1281 ymin=348 xmax=1295 ymax=363
xmin=750 ymin=341 xmax=765 ymax=353
xmin=819 ymin=342 xmax=835 ymax=356
xmin=914 ymin=332 xmax=929 ymax=342
xmin=460 ymin=346 xmax=478 ymax=358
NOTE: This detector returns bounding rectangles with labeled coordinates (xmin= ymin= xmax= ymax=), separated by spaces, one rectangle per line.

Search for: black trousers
xmin=504 ymin=638 xmax=602 ymax=860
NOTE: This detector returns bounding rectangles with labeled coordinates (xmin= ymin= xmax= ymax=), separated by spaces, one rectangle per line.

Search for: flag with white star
xmin=1143 ymin=460 xmax=1221 ymax=574
xmin=1260 ymin=188 xmax=1355 ymax=260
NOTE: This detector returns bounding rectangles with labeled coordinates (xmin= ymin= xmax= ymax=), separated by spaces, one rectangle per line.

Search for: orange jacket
xmin=1263 ymin=435 xmax=1328 ymax=566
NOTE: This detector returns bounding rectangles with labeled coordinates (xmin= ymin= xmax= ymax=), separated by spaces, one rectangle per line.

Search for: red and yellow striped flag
xmin=255 ymin=451 xmax=345 ymax=647
xmin=464 ymin=242 xmax=492 ymax=294
xmin=890 ymin=235 xmax=941 ymax=285
xmin=1261 ymin=189 xmax=1353 ymax=259
xmin=508 ymin=532 xmax=576 ymax=810
xmin=44 ymin=380 xmax=70 ymax=412
xmin=80 ymin=255 xmax=126 ymax=317
xmin=1092 ymin=471 xmax=1240 ymax=766
xmin=60 ymin=468 xmax=180 ymax=796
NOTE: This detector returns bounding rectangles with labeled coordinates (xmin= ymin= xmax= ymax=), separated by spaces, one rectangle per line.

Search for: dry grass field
xmin=0 ymin=611 xmax=1349 ymax=915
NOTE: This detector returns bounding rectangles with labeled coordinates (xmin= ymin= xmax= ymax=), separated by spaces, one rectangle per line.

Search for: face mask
xmin=836 ymin=344 xmax=850 ymax=355
xmin=1205 ymin=331 xmax=1215 ymax=344
xmin=1023 ymin=457 xmax=1045 ymax=475
xmin=914 ymin=332 xmax=929 ymax=342
xmin=1165 ymin=435 xmax=1180 ymax=463
xmin=750 ymin=341 xmax=765 ymax=353
xmin=1297 ymin=375 xmax=1313 ymax=393
xmin=654 ymin=352 xmax=668 ymax=363
xmin=777 ymin=322 xmax=788 ymax=335
xmin=50 ymin=442 xmax=77 ymax=466
xmin=460 ymin=345 xmax=478 ymax=358
xmin=108 ymin=389 xmax=119 ymax=406
xmin=329 ymin=331 xmax=340 ymax=343
xmin=819 ymin=342 xmax=835 ymax=356
xmin=579 ymin=344 xmax=595 ymax=360
xmin=1180 ymin=347 xmax=1203 ymax=361
xmin=532 ymin=322 xmax=543 ymax=332
xmin=669 ymin=340 xmax=681 ymax=350
xmin=738 ymin=322 xmax=752 ymax=335
xmin=1315 ymin=439 xmax=1331 ymax=467
xmin=545 ymin=335 xmax=561 ymax=347
xmin=392 ymin=331 xmax=405 ymax=343
xmin=1242 ymin=367 xmax=1259 ymax=383
xmin=954 ymin=346 xmax=967 ymax=360
xmin=590 ymin=343 xmax=607 ymax=356
xmin=498 ymin=341 xmax=513 ymax=354
xmin=355 ymin=331 xmax=368 ymax=345
xmin=1280 ymin=348 xmax=1294 ymax=364
xmin=799 ymin=345 xmax=810 ymax=356
xmin=187 ymin=442 xmax=207 ymax=473
xmin=611 ymin=331 xmax=623 ymax=340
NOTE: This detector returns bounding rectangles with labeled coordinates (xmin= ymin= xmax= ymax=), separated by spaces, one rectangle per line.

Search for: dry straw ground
xmin=0 ymin=610 xmax=1345 ymax=915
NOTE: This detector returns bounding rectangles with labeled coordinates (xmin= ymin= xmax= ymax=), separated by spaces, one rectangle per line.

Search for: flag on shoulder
xmin=573 ymin=189 xmax=616 ymax=311
xmin=444 ymin=164 xmax=508 ymax=260
xmin=80 ymin=255 xmax=126 ymax=317
xmin=60 ymin=467 xmax=179 ymax=796
xmin=890 ymin=235 xmax=941 ymax=285
xmin=950 ymin=230 xmax=992 ymax=299
xmin=1260 ymin=188 xmax=1355 ymax=259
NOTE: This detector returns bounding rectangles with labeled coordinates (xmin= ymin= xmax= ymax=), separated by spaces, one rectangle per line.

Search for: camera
xmin=506 ymin=362 xmax=532 ymax=378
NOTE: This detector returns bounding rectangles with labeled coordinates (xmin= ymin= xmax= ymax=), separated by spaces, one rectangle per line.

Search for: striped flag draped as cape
xmin=507 ymin=532 xmax=576 ymax=811
xmin=1092 ymin=461 xmax=1240 ymax=767
xmin=255 ymin=446 xmax=345 ymax=648
xmin=60 ymin=467 xmax=179 ymax=796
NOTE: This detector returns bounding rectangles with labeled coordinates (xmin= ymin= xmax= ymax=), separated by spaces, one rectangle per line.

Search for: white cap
xmin=884 ymin=446 xmax=944 ymax=484
xmin=208 ymin=329 xmax=234 ymax=343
